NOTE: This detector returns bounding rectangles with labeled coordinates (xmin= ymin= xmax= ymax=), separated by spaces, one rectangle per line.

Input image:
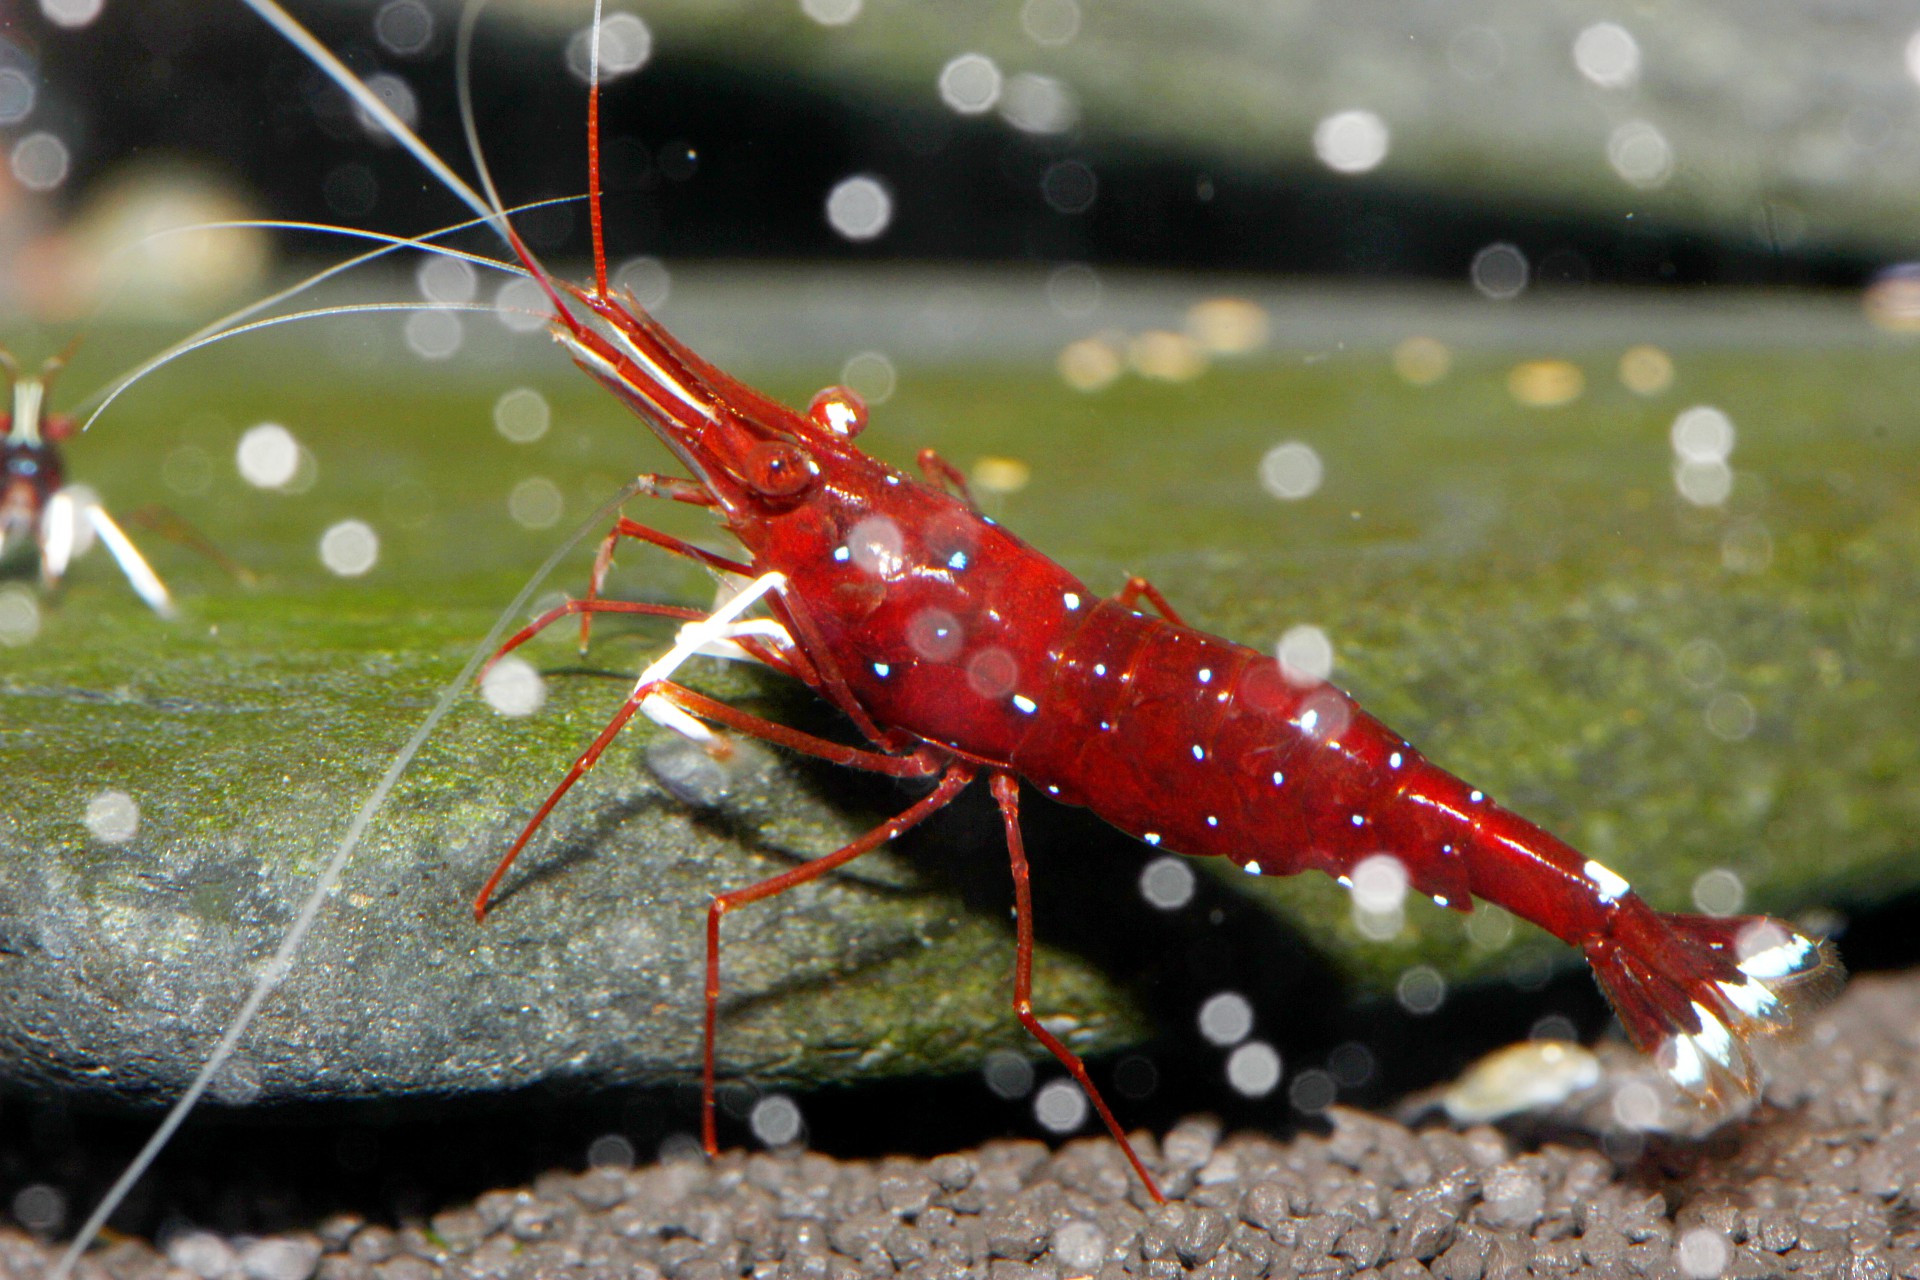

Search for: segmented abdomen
xmin=1011 ymin=601 xmax=1614 ymax=947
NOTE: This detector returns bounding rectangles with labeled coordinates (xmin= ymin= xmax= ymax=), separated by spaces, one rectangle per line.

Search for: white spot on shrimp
xmin=1012 ymin=694 xmax=1038 ymax=714
xmin=949 ymin=551 xmax=969 ymax=570
xmin=833 ymin=546 xmax=851 ymax=562
xmin=1093 ymin=663 xmax=1106 ymax=677
xmin=1350 ymin=814 xmax=1365 ymax=827
xmin=1243 ymin=861 xmax=1261 ymax=875
xmin=885 ymin=474 xmax=900 ymax=485
xmin=1300 ymin=709 xmax=1319 ymax=734
xmin=1469 ymin=789 xmax=1485 ymax=803
xmin=1271 ymin=771 xmax=1284 ymax=786
xmin=873 ymin=662 xmax=891 ymax=678
xmin=1582 ymin=859 xmax=1631 ymax=902
xmin=1063 ymin=591 xmax=1080 ymax=610
xmin=1143 ymin=832 xmax=1161 ymax=846
xmin=1191 ymin=744 xmax=1205 ymax=761
xmin=1098 ymin=721 xmax=1110 ymax=731
xmin=1198 ymin=667 xmax=1212 ymax=684
xmin=1205 ymin=815 xmax=1219 ymax=828
xmin=1389 ymin=751 xmax=1403 ymax=768
xmin=1046 ymin=785 xmax=1059 ymax=796
xmin=1433 ymin=895 xmax=1449 ymax=908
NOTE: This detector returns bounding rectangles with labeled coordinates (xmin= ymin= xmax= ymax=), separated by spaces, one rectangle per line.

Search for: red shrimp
xmin=0 ymin=348 xmax=176 ymax=617
xmin=241 ymin=0 xmax=1839 ymax=1209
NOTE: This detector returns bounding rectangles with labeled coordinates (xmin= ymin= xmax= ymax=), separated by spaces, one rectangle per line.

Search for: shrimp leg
xmin=582 ymin=505 xmax=750 ymax=652
xmin=991 ymin=772 xmax=1164 ymax=1204
xmin=917 ymin=448 xmax=976 ymax=507
xmin=1114 ymin=576 xmax=1186 ymax=626
xmin=703 ymin=763 xmax=976 ymax=1153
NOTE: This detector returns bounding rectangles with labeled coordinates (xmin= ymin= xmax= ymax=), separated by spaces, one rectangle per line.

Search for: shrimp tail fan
xmin=1584 ymin=908 xmax=1843 ymax=1118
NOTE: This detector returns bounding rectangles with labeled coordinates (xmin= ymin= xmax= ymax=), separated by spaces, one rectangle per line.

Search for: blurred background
xmin=6 ymin=0 xmax=1920 ymax=321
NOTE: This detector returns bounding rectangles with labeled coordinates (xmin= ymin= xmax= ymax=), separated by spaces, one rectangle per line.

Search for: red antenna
xmin=587 ymin=2 xmax=609 ymax=299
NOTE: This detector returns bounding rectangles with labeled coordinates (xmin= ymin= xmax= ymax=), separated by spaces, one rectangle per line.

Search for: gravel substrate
xmin=11 ymin=969 xmax=1920 ymax=1280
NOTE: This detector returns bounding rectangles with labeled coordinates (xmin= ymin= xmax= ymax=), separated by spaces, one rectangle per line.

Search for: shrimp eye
xmin=744 ymin=440 xmax=815 ymax=497
xmin=807 ymin=386 xmax=868 ymax=438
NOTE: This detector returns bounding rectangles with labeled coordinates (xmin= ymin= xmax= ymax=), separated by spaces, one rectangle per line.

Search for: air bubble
xmin=374 ymin=0 xmax=435 ymax=55
xmin=1277 ymin=624 xmax=1333 ymax=685
xmin=1046 ymin=264 xmax=1101 ymax=317
xmin=1139 ymin=856 xmax=1195 ymax=910
xmin=319 ymin=520 xmax=380 ymax=578
xmin=508 ymin=476 xmax=564 ymax=530
xmin=615 ymin=256 xmax=671 ymax=309
xmin=1573 ymin=23 xmax=1640 ymax=89
xmin=0 ymin=586 xmax=41 ymax=647
xmin=983 ymin=1048 xmax=1035 ymax=1099
xmin=847 ymin=515 xmax=905 ymax=578
xmin=1312 ymin=109 xmax=1389 ymax=174
xmin=1675 ymin=1227 xmax=1730 ymax=1279
xmin=1226 ymin=1042 xmax=1282 ymax=1097
xmin=565 ymin=13 xmax=653 ymax=82
xmin=1691 ymin=868 xmax=1746 ymax=917
xmin=1032 ymin=1079 xmax=1088 ymax=1133
xmin=1288 ymin=1067 xmax=1335 ymax=1113
xmin=1327 ymin=1041 xmax=1375 ymax=1087
xmin=0 ymin=69 xmax=36 ymax=126
xmin=825 ymin=175 xmax=893 ymax=242
xmin=416 ymin=254 xmax=476 ymax=304
xmin=1197 ymin=991 xmax=1254 ymax=1046
xmin=84 ymin=790 xmax=139 ymax=843
xmin=1040 ymin=160 xmax=1097 ymax=214
xmin=839 ymin=351 xmax=896 ymax=405
xmin=355 ymin=72 xmax=420 ymax=136
xmin=237 ymin=423 xmax=300 ymax=489
xmin=938 ymin=53 xmax=1003 ymax=114
xmin=495 ymin=276 xmax=549 ymax=332
xmin=481 ymin=655 xmax=546 ymax=718
xmin=1396 ymin=965 xmax=1446 ymax=1015
xmin=801 ymin=0 xmax=862 ymax=25
xmin=1704 ymin=691 xmax=1756 ymax=741
xmin=405 ymin=309 xmax=464 ymax=360
xmin=493 ymin=388 xmax=552 ymax=443
xmin=749 ymin=1094 xmax=804 ymax=1147
xmin=1259 ymin=442 xmax=1323 ymax=500
xmin=1609 ymin=121 xmax=1674 ymax=190
xmin=1000 ymin=73 xmax=1077 ymax=135
xmin=587 ymin=1133 xmax=637 ymax=1170
xmin=1021 ymin=0 xmax=1080 ymax=46
xmin=1349 ymin=854 xmax=1408 ymax=913
xmin=10 ymin=131 xmax=69 ymax=192
xmin=1671 ymin=406 xmax=1735 ymax=463
xmin=38 ymin=0 xmax=101 ymax=29
xmin=11 ymin=1183 xmax=63 ymax=1233
xmin=1470 ymin=243 xmax=1528 ymax=300
xmin=1674 ymin=459 xmax=1732 ymax=507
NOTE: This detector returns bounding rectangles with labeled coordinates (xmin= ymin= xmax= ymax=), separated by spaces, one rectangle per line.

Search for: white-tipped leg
xmin=633 ymin=570 xmax=790 ymax=742
xmin=82 ymin=500 xmax=178 ymax=619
